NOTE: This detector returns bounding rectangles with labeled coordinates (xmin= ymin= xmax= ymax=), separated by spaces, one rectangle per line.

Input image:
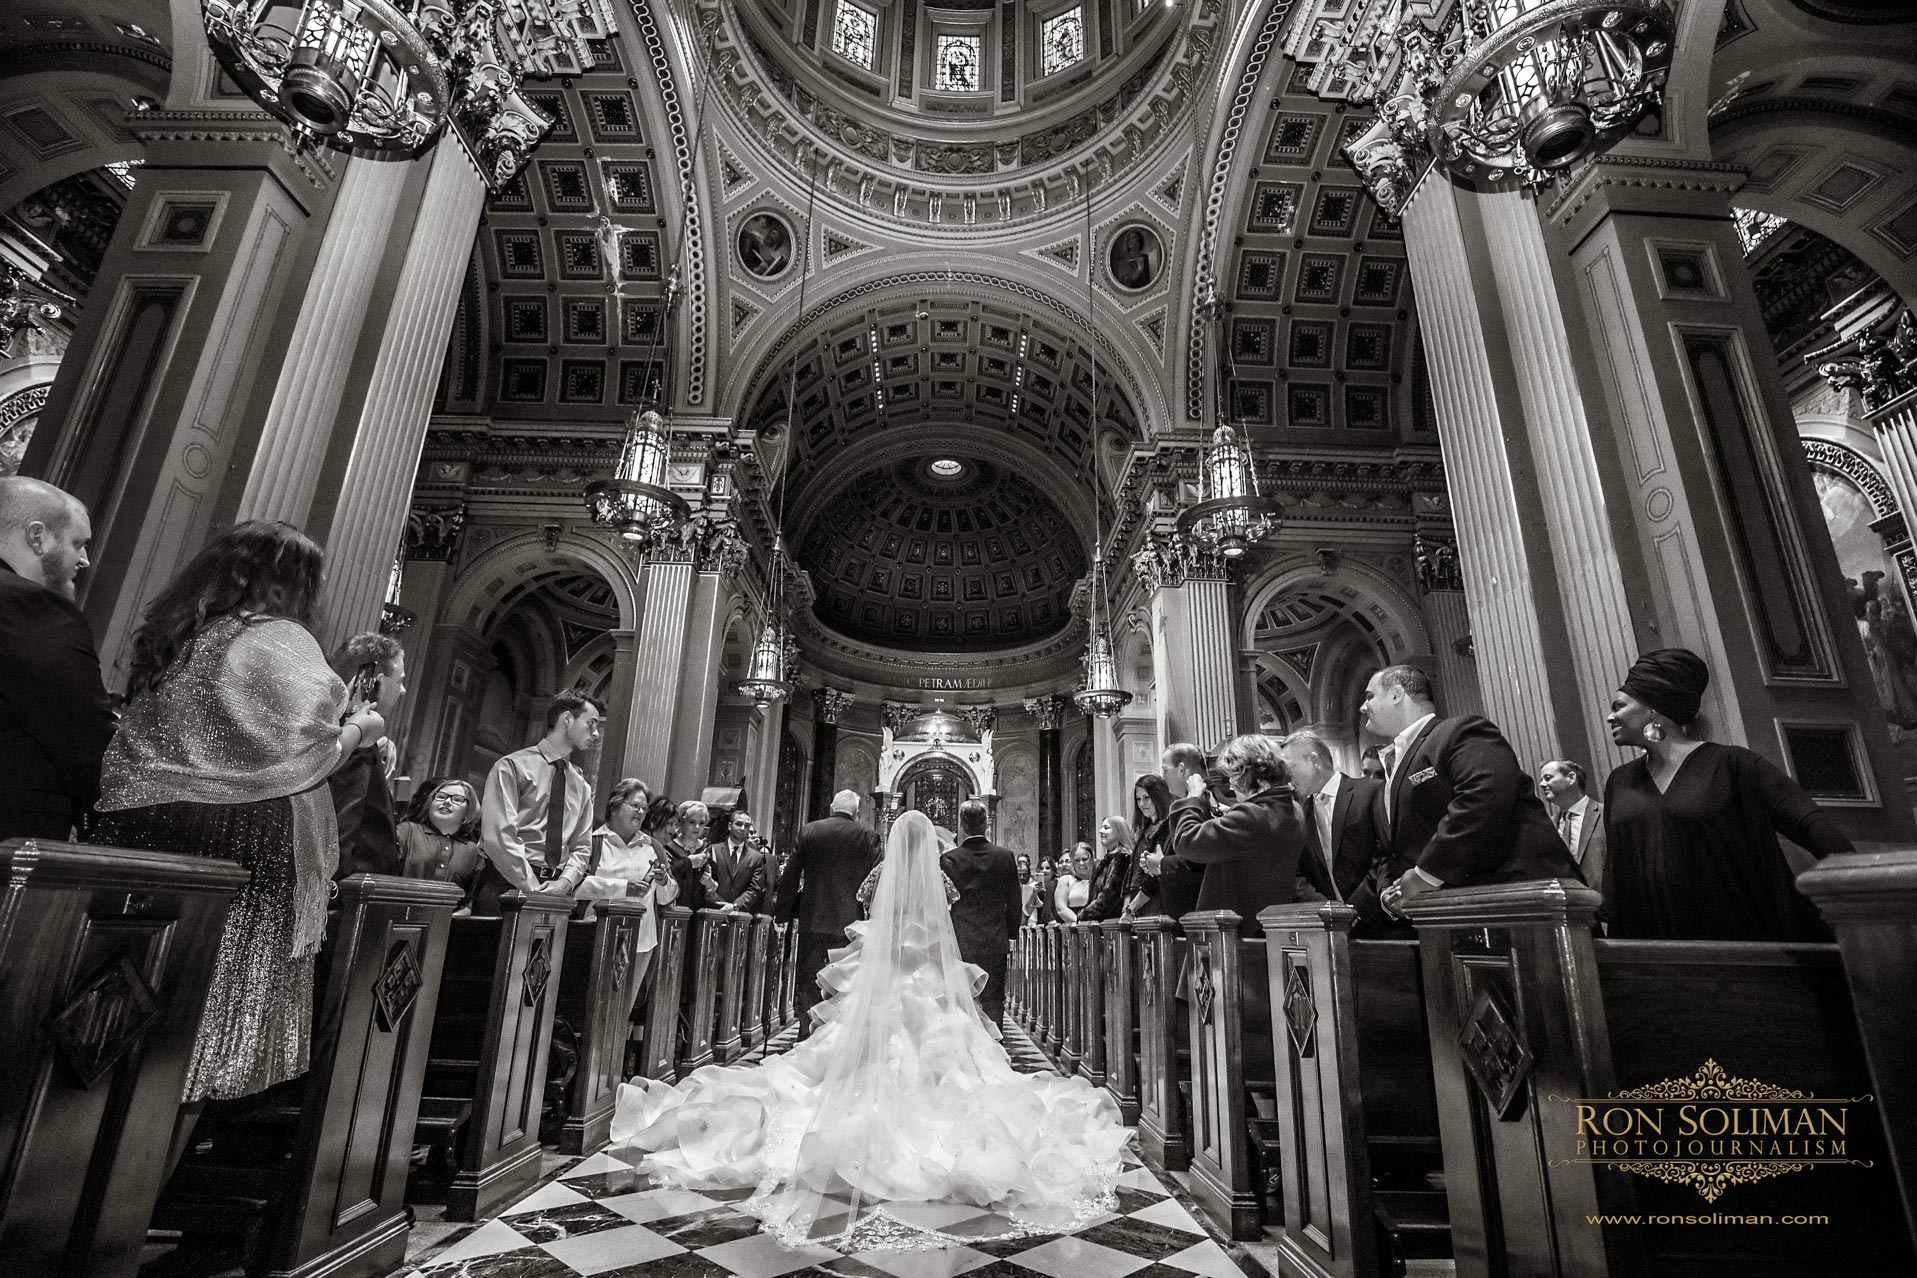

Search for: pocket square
xmin=1409 ymin=766 xmax=1438 ymax=786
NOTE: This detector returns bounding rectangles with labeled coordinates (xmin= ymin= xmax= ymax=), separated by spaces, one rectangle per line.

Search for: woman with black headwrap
xmin=1602 ymin=648 xmax=1852 ymax=941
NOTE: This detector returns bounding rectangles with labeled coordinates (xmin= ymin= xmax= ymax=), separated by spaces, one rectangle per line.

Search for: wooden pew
xmin=740 ymin=913 xmax=771 ymax=1052
xmin=1799 ymin=848 xmax=1917 ymax=1250
xmin=1006 ymin=926 xmax=1024 ymax=1026
xmin=416 ymin=891 xmax=572 ymax=1221
xmin=1061 ymin=922 xmax=1086 ymax=1075
xmin=1042 ymin=923 xmax=1066 ymax=1059
xmin=640 ymin=907 xmax=691 ymax=1082
xmin=1100 ymin=920 xmax=1141 ymax=1124
xmin=762 ymin=922 xmax=787 ymax=1040
xmin=1258 ymin=902 xmax=1448 ymax=1278
xmin=1134 ymin=915 xmax=1191 ymax=1172
xmin=678 ymin=909 xmax=725 ymax=1076
xmin=1405 ymin=879 xmax=1914 ymax=1277
xmin=553 ymin=898 xmax=650 ymax=1155
xmin=1076 ymin=923 xmax=1107 ymax=1086
xmin=712 ymin=911 xmax=751 ymax=1063
xmin=1017 ymin=926 xmax=1036 ymax=1031
xmin=0 ymin=839 xmax=247 ymax=1278
xmin=1181 ymin=910 xmax=1273 ymax=1240
xmin=154 ymin=874 xmax=462 ymax=1276
xmin=1035 ymin=926 xmax=1055 ymax=1047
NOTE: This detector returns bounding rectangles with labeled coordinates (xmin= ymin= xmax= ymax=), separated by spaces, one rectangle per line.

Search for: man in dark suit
xmin=942 ymin=799 xmax=1022 ymax=1028
xmin=774 ymin=789 xmax=881 ymax=1037
xmin=1540 ymin=758 xmax=1607 ymax=895
xmin=1153 ymin=741 xmax=1212 ymax=917
xmin=0 ymin=477 xmax=113 ymax=843
xmin=710 ymin=808 xmax=770 ymax=913
xmin=1359 ymin=664 xmax=1582 ymax=918
xmin=1278 ymin=730 xmax=1385 ymax=900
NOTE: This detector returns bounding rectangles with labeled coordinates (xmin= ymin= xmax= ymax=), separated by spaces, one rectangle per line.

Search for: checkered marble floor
xmin=399 ymin=1021 xmax=1263 ymax=1278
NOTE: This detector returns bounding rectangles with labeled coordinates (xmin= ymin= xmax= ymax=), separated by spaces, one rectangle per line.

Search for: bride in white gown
xmin=609 ymin=810 xmax=1129 ymax=1252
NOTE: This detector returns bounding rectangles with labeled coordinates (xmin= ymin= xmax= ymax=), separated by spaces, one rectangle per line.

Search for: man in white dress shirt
xmin=473 ymin=690 xmax=605 ymax=914
xmin=1539 ymin=758 xmax=1606 ymax=894
xmin=1278 ymin=731 xmax=1385 ymax=904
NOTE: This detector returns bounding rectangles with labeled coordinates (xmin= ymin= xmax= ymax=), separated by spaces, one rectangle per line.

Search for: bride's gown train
xmin=609 ymin=812 xmax=1129 ymax=1252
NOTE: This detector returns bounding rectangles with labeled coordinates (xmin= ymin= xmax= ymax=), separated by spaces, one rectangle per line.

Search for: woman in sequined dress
xmin=93 ymin=522 xmax=387 ymax=1131
xmin=612 ymin=810 xmax=1127 ymax=1253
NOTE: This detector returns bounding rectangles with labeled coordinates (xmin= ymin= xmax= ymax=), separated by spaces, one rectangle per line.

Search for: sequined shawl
xmin=98 ymin=614 xmax=347 ymax=955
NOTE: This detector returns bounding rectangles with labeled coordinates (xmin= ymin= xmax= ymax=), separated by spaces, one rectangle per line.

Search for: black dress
xmin=1601 ymin=742 xmax=1851 ymax=941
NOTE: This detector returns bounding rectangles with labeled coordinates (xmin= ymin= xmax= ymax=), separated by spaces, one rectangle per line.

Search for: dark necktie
xmin=543 ymin=759 xmax=568 ymax=868
xmin=1558 ymin=808 xmax=1576 ymax=851
xmin=1303 ymin=793 xmax=1333 ymax=890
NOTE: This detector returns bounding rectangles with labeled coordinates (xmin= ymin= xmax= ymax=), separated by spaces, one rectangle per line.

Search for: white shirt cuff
xmin=1410 ymin=866 xmax=1444 ymax=889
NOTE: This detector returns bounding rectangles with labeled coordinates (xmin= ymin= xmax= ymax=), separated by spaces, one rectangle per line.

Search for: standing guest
xmin=663 ymin=799 xmax=720 ymax=913
xmin=1150 ymin=734 xmax=1317 ymax=936
xmin=1017 ymin=855 xmax=1042 ymax=923
xmin=1122 ymin=775 xmax=1176 ymax=916
xmin=1279 ymin=731 xmax=1387 ymax=902
xmin=576 ymin=777 xmax=680 ymax=999
xmin=1054 ymin=842 xmax=1094 ymax=923
xmin=710 ymin=808 xmax=770 ymax=913
xmin=1360 ymin=664 xmax=1582 ymax=919
xmin=1603 ymin=648 xmax=1850 ymax=941
xmin=776 ymin=789 xmax=882 ymax=1038
xmin=1540 ymin=758 xmax=1606 ymax=895
xmin=395 ymin=778 xmax=483 ymax=907
xmin=0 ymin=476 xmax=112 ymax=842
xmin=1153 ymin=744 xmax=1211 ymax=917
xmin=92 ymin=521 xmax=383 ymax=1150
xmin=1358 ymin=747 xmax=1386 ymax=781
xmin=472 ymin=691 xmax=604 ymax=915
xmin=326 ymin=632 xmax=407 ymax=878
xmin=1078 ymin=817 xmax=1134 ymax=923
xmin=1033 ymin=856 xmax=1060 ymax=923
xmin=941 ymin=799 xmax=1023 ymax=1028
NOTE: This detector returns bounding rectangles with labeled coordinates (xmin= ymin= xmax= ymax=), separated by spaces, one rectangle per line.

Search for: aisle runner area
xmin=400 ymin=1021 xmax=1262 ymax=1278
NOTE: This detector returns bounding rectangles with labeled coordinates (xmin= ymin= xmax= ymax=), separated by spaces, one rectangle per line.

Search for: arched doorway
xmin=900 ymin=758 xmax=973 ymax=831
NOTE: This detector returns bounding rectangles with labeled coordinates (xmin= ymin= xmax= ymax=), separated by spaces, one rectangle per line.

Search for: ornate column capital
xmin=1132 ymin=534 xmax=1231 ymax=593
xmin=959 ymin=705 xmax=998 ymax=737
xmin=1413 ymin=532 xmax=1464 ymax=594
xmin=404 ymin=503 xmax=466 ymax=562
xmin=626 ymin=511 xmax=749 ymax=575
xmin=814 ymin=687 xmax=855 ymax=724
xmin=1022 ymin=696 xmax=1065 ymax=732
xmin=881 ymin=701 xmax=919 ymax=734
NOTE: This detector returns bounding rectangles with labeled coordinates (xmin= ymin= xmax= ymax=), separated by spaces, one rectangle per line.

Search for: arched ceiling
xmin=796 ymin=457 xmax=1087 ymax=651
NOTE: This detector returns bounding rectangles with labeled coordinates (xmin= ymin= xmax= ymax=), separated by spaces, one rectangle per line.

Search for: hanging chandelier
xmin=1072 ymin=178 xmax=1132 ymax=721
xmin=731 ymin=153 xmax=820 ymax=710
xmin=1432 ymin=0 xmax=1675 ymax=185
xmin=1176 ymin=278 xmax=1279 ymax=559
xmin=585 ymin=401 xmax=687 ymax=541
xmin=200 ymin=0 xmax=567 ymax=183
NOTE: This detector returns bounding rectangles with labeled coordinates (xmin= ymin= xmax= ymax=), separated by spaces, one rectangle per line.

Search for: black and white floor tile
xmin=399 ymin=1022 xmax=1264 ymax=1278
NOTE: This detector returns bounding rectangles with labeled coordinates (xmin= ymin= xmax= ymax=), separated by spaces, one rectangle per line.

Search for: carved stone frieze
xmin=814 ymin=687 xmax=855 ymax=724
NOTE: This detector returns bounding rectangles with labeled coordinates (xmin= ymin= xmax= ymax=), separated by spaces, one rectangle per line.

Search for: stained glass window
xmin=832 ymin=1 xmax=877 ymax=70
xmin=935 ymin=35 xmax=982 ymax=92
xmin=1040 ymin=7 xmax=1085 ymax=77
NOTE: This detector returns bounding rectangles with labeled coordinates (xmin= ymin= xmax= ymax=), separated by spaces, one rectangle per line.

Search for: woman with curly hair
xmin=396 ymin=777 xmax=484 ymax=907
xmin=93 ymin=521 xmax=385 ymax=1134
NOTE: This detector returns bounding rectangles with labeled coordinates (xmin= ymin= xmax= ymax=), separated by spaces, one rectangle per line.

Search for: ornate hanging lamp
xmin=1176 ymin=279 xmax=1279 ymax=559
xmin=1432 ymin=0 xmax=1675 ymax=185
xmin=1072 ymin=177 xmax=1132 ymax=721
xmin=732 ymin=153 xmax=821 ymax=709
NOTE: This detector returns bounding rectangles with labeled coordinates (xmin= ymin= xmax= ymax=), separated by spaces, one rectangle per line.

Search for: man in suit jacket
xmin=942 ymin=799 xmax=1022 ymax=1028
xmin=0 ymin=478 xmax=113 ymax=843
xmin=1152 ymin=742 xmax=1212 ymax=918
xmin=1279 ymin=731 xmax=1409 ymax=935
xmin=775 ymin=790 xmax=882 ymax=1036
xmin=1540 ymin=758 xmax=1606 ymax=896
xmin=710 ymin=808 xmax=770 ymax=913
xmin=1360 ymin=664 xmax=1582 ymax=917
xmin=1158 ymin=734 xmax=1317 ymax=937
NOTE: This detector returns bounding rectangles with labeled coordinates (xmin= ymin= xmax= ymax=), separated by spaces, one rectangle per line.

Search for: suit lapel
xmin=1387 ymin=717 xmax=1440 ymax=839
xmin=1577 ymin=801 xmax=1598 ymax=861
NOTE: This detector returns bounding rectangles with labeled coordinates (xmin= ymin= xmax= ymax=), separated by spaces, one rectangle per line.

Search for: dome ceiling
xmin=797 ymin=458 xmax=1087 ymax=651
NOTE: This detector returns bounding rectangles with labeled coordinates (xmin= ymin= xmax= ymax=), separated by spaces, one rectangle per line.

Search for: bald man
xmin=775 ymin=789 xmax=882 ymax=1037
xmin=0 ymin=476 xmax=113 ymax=841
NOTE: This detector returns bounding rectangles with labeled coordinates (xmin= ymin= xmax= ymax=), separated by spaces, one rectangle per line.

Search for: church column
xmin=747 ymin=701 xmax=784 ymax=822
xmin=307 ymin=145 xmax=487 ymax=647
xmin=595 ymin=630 xmax=640 ymax=804
xmin=25 ymin=106 xmax=343 ymax=682
xmin=1543 ymin=157 xmax=1910 ymax=834
xmin=1025 ymin=696 xmax=1064 ymax=857
xmin=1869 ymin=388 xmax=1917 ymax=605
xmin=1134 ymin=536 xmax=1239 ymax=752
xmin=666 ymin=529 xmax=749 ymax=802
xmin=810 ymin=688 xmax=853 ymax=818
xmin=1411 ymin=523 xmax=1485 ymax=720
xmin=628 ymin=558 xmax=695 ymax=789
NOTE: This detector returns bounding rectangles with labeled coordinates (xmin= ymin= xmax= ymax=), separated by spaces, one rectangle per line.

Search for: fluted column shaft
xmin=315 ymin=146 xmax=487 ymax=647
xmin=1039 ymin=724 xmax=1062 ymax=857
xmin=1151 ymin=575 xmax=1239 ymax=752
xmin=1419 ymin=589 xmax=1485 ymax=720
xmin=596 ymin=630 xmax=640 ymax=804
xmin=628 ymin=560 xmax=695 ymax=787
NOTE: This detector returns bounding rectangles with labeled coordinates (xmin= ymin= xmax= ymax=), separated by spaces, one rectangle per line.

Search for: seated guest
xmin=1153 ymin=733 xmax=1319 ymax=936
xmin=472 ymin=691 xmax=604 ymax=915
xmin=1603 ymin=648 xmax=1851 ymax=941
xmin=92 ymin=522 xmax=385 ymax=1171
xmin=326 ymin=632 xmax=407 ymax=878
xmin=576 ymin=777 xmax=680 ymax=1000
xmin=1122 ymin=775 xmax=1175 ymax=917
xmin=1539 ymin=758 xmax=1606 ymax=894
xmin=1053 ymin=843 xmax=1094 ymax=923
xmin=1078 ymin=816 xmax=1133 ymax=922
xmin=0 ymin=476 xmax=113 ymax=843
xmin=1359 ymin=664 xmax=1582 ymax=919
xmin=395 ymin=777 xmax=483 ymax=906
